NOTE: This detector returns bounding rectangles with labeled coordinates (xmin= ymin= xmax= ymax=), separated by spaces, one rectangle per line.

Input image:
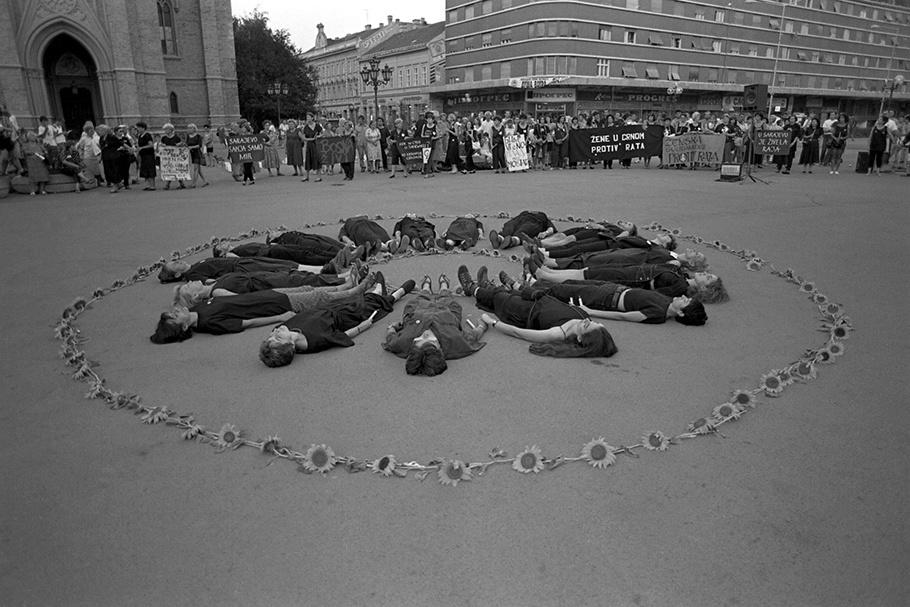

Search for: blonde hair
xmin=162 ymin=123 xmax=174 ymax=130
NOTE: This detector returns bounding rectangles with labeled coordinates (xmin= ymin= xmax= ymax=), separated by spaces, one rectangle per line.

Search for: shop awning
xmin=621 ymin=64 xmax=638 ymax=78
xmin=645 ymin=67 xmax=660 ymax=79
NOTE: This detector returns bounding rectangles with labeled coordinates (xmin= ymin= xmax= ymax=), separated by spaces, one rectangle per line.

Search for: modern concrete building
xmin=301 ymin=16 xmax=429 ymax=121
xmin=365 ymin=21 xmax=446 ymax=124
xmin=0 ymin=0 xmax=240 ymax=130
xmin=438 ymin=0 xmax=909 ymax=119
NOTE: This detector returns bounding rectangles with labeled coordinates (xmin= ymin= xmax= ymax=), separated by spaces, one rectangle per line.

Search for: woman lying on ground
xmin=150 ymin=271 xmax=380 ymax=343
xmin=488 ymin=210 xmax=556 ymax=250
xmin=531 ymin=263 xmax=729 ymax=303
xmin=158 ymin=250 xmax=358 ymax=283
xmin=435 ymin=214 xmax=485 ymax=250
xmin=338 ymin=215 xmax=402 ymax=257
xmin=526 ymin=246 xmax=709 ymax=274
xmin=392 ymin=213 xmax=437 ymax=252
xmin=502 ymin=274 xmax=706 ymax=325
xmin=213 ymin=240 xmax=361 ymax=269
xmin=172 ymin=266 xmax=364 ymax=308
xmin=457 ymin=265 xmax=617 ymax=358
xmin=534 ymin=230 xmax=677 ymax=261
xmin=537 ymin=220 xmax=637 ymax=249
xmin=383 ymin=274 xmax=487 ymax=376
xmin=259 ymin=279 xmax=416 ymax=368
xmin=265 ymin=230 xmax=345 ymax=251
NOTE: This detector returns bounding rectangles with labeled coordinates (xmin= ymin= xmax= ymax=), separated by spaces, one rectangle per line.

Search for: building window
xmin=465 ymin=5 xmax=475 ymax=19
xmin=695 ymin=9 xmax=705 ymax=20
xmin=626 ymin=31 xmax=636 ymax=44
xmin=649 ymin=34 xmax=664 ymax=46
xmin=158 ymin=1 xmax=177 ymax=55
xmin=668 ymin=65 xmax=680 ymax=80
xmin=546 ymin=56 xmax=557 ymax=74
xmin=571 ymin=22 xmax=578 ymax=37
xmin=464 ymin=68 xmax=474 ymax=83
xmin=715 ymin=10 xmax=725 ymax=23
xmin=730 ymin=43 xmax=740 ymax=54
xmin=596 ymin=58 xmax=610 ymax=77
xmin=712 ymin=40 xmax=722 ymax=52
xmin=707 ymin=69 xmax=718 ymax=82
xmin=688 ymin=67 xmax=699 ymax=81
xmin=501 ymin=61 xmax=511 ymax=78
xmin=626 ymin=0 xmax=639 ymax=8
xmin=549 ymin=22 xmax=559 ymax=37
xmin=645 ymin=66 xmax=660 ymax=79
xmin=447 ymin=10 xmax=457 ymax=23
xmin=502 ymin=0 xmax=512 ymax=8
xmin=481 ymin=65 xmax=492 ymax=80
xmin=599 ymin=27 xmax=611 ymax=41
xmin=748 ymin=46 xmax=758 ymax=56
xmin=536 ymin=22 xmax=546 ymax=37
xmin=726 ymin=70 xmax=737 ymax=83
xmin=465 ymin=37 xmax=476 ymax=50
xmin=501 ymin=28 xmax=512 ymax=43
xmin=621 ymin=63 xmax=638 ymax=78
xmin=482 ymin=33 xmax=492 ymax=47
xmin=169 ymin=91 xmax=179 ymax=113
xmin=672 ymin=37 xmax=681 ymax=48
xmin=482 ymin=0 xmax=492 ymax=15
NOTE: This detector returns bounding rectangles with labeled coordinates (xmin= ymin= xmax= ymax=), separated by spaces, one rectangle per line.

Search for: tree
xmin=233 ymin=10 xmax=317 ymax=127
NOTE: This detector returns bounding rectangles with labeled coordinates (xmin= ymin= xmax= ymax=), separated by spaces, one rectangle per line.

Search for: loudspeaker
xmin=719 ymin=163 xmax=743 ymax=181
xmin=742 ymin=84 xmax=768 ymax=111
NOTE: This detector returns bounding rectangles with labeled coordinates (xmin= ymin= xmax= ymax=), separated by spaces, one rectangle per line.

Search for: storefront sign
xmin=225 ymin=135 xmax=264 ymax=163
xmin=508 ymin=77 xmax=567 ymax=89
xmin=445 ymin=93 xmax=515 ymax=106
xmin=158 ymin=146 xmax=191 ymax=181
xmin=526 ymin=88 xmax=576 ymax=103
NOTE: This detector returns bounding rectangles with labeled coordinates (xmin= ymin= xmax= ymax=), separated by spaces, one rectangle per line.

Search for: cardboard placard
xmin=158 ymin=146 xmax=191 ymax=181
xmin=504 ymin=134 xmax=529 ymax=172
xmin=661 ymin=133 xmax=725 ymax=166
xmin=755 ymin=129 xmax=790 ymax=155
xmin=226 ymin=135 xmax=264 ymax=163
xmin=397 ymin=139 xmax=430 ymax=170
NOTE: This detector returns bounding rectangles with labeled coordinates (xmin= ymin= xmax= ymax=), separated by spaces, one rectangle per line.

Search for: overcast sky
xmin=231 ymin=0 xmax=445 ymax=53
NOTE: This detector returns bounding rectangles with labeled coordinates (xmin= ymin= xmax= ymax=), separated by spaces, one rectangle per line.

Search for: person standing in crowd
xmin=336 ymin=118 xmax=356 ymax=182
xmin=779 ymin=114 xmax=801 ymax=174
xmin=417 ymin=111 xmax=438 ymax=178
xmin=301 ymin=112 xmax=323 ymax=182
xmin=490 ymin=115 xmax=506 ymax=174
xmin=159 ymin=123 xmax=186 ymax=190
xmin=826 ymin=113 xmax=848 ymax=175
xmin=202 ymin=124 xmax=215 ymax=167
xmin=97 ymin=124 xmax=118 ymax=190
xmin=552 ymin=116 xmax=569 ymax=170
xmin=354 ymin=115 xmax=369 ymax=173
xmin=387 ymin=117 xmax=408 ymax=179
xmin=260 ymin=120 xmax=282 ymax=177
xmin=377 ymin=117 xmax=389 ymax=172
xmin=22 ymin=131 xmax=50 ymax=195
xmin=0 ymin=123 xmax=22 ymax=176
xmin=820 ymin=111 xmax=836 ymax=167
xmin=237 ymin=122 xmax=257 ymax=185
xmin=285 ymin=119 xmax=304 ymax=176
xmin=74 ymin=122 xmax=100 ymax=182
xmin=799 ymin=117 xmax=822 ymax=173
xmin=867 ymin=115 xmax=889 ymax=176
xmin=37 ymin=116 xmax=61 ymax=169
xmin=185 ymin=123 xmax=209 ymax=187
xmin=135 ymin=121 xmax=156 ymax=190
xmin=461 ymin=116 xmax=477 ymax=174
xmin=365 ymin=119 xmax=382 ymax=174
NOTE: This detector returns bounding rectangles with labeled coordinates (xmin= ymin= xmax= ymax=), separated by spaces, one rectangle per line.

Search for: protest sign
xmin=316 ymin=136 xmax=354 ymax=165
xmin=504 ymin=134 xmax=529 ymax=172
xmin=226 ymin=135 xmax=264 ymax=164
xmin=661 ymin=132 xmax=725 ymax=166
xmin=568 ymin=125 xmax=661 ymax=162
xmin=755 ymin=129 xmax=789 ymax=155
xmin=397 ymin=139 xmax=430 ymax=171
xmin=158 ymin=146 xmax=191 ymax=181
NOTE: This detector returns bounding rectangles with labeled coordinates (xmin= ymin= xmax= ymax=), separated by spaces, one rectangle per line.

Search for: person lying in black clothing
xmin=457 ymin=265 xmax=617 ymax=358
xmin=488 ymin=210 xmax=556 ymax=250
xmin=435 ymin=214 xmax=485 ymax=251
xmin=213 ymin=240 xmax=362 ymax=269
xmin=158 ymin=246 xmax=360 ymax=283
xmin=536 ymin=231 xmax=677 ymax=260
xmin=536 ymin=220 xmax=637 ymax=249
xmin=338 ymin=215 xmax=401 ymax=257
xmin=258 ymin=278 xmax=417 ymax=367
xmin=525 ymin=246 xmax=710 ymax=274
xmin=392 ymin=213 xmax=437 ymax=252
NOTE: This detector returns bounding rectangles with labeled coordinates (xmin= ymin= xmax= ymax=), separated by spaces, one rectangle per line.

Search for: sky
xmin=231 ymin=0 xmax=445 ymax=53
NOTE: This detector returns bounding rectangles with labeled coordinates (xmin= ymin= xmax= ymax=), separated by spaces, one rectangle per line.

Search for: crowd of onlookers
xmin=2 ymin=106 xmax=907 ymax=195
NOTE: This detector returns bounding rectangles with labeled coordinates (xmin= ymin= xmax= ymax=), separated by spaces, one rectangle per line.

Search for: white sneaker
xmin=834 ymin=171 xmax=839 ymax=174
xmin=829 ymin=170 xmax=834 ymax=174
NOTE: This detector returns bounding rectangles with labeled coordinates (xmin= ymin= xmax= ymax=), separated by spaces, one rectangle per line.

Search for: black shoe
xmin=435 ymin=237 xmax=451 ymax=250
xmin=457 ymin=265 xmax=477 ymax=296
xmin=499 ymin=270 xmax=516 ymax=289
xmin=399 ymin=279 xmax=416 ymax=295
xmin=412 ymin=237 xmax=425 ymax=252
xmin=373 ymin=271 xmax=387 ymax=297
xmin=489 ymin=230 xmax=503 ymax=249
xmin=477 ymin=266 xmax=490 ymax=288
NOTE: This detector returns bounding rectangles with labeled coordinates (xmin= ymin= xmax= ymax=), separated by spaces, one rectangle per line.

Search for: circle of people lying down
xmin=55 ymin=212 xmax=852 ymax=483
xmin=152 ymin=211 xmax=728 ymax=375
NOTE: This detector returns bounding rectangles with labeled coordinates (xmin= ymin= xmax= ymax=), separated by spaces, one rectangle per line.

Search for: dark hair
xmin=157 ymin=261 xmax=188 ymax=283
xmin=675 ymin=300 xmax=707 ymax=326
xmin=528 ymin=325 xmax=617 ymax=358
xmin=149 ymin=314 xmax=193 ymax=344
xmin=405 ymin=343 xmax=448 ymax=376
xmin=259 ymin=340 xmax=295 ymax=367
xmin=694 ymin=275 xmax=729 ymax=304
xmin=136 ymin=121 xmax=147 ymax=129
xmin=663 ymin=233 xmax=678 ymax=251
xmin=39 ymin=115 xmax=48 ymax=122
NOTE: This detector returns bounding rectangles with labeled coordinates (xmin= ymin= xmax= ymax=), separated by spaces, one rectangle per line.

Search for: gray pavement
xmin=0 ymin=160 xmax=907 ymax=606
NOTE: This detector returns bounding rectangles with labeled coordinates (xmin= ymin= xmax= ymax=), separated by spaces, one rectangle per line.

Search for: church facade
xmin=0 ymin=0 xmax=240 ymax=131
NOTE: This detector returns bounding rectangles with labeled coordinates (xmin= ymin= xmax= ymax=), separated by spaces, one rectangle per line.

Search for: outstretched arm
xmin=480 ymin=313 xmax=563 ymax=343
xmin=569 ymin=297 xmax=646 ymax=323
xmin=240 ymin=311 xmax=295 ymax=329
xmin=345 ymin=311 xmax=378 ymax=338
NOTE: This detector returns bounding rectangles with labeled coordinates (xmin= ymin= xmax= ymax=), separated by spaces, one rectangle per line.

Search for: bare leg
xmin=535 ymin=266 xmax=585 ymax=283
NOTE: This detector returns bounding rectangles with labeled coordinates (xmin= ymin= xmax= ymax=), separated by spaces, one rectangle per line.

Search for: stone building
xmin=0 ymin=0 xmax=240 ymax=131
xmin=300 ymin=15 xmax=428 ymax=121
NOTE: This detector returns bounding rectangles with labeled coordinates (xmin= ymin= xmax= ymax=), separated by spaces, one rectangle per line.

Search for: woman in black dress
xmin=867 ymin=115 xmax=889 ymax=176
xmin=185 ymin=123 xmax=209 ymax=187
xmin=457 ymin=266 xmax=617 ymax=358
xmin=301 ymin=112 xmax=323 ymax=182
xmin=799 ymin=118 xmax=822 ymax=173
xmin=135 ymin=122 xmax=156 ymax=190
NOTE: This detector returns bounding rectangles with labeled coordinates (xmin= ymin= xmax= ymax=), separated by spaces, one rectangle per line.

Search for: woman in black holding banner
xmin=135 ymin=122 xmax=156 ymax=190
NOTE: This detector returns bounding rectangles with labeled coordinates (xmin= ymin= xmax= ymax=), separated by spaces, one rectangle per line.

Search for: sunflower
xmin=730 ymin=389 xmax=756 ymax=408
xmin=812 ymin=292 xmax=829 ymax=305
xmin=776 ymin=368 xmax=794 ymax=387
xmin=692 ymin=236 xmax=704 ymax=244
xmin=670 ymin=228 xmax=681 ymax=236
xmin=513 ymin=446 xmax=546 ymax=474
xmin=712 ymin=239 xmax=722 ymax=248
xmin=642 ymin=431 xmax=670 ymax=451
xmin=687 ymin=417 xmax=716 ymax=435
xmin=712 ymin=403 xmax=743 ymax=423
xmin=826 ymin=342 xmax=846 ymax=358
xmin=260 ymin=435 xmax=281 ymax=454
xmin=580 ymin=438 xmax=616 ymax=469
xmin=370 ymin=455 xmax=398 ymax=477
xmin=799 ymin=281 xmax=816 ymax=294
xmin=746 ymin=260 xmax=762 ymax=272
xmin=759 ymin=372 xmax=785 ymax=397
xmin=718 ymin=242 xmax=730 ymax=252
xmin=215 ymin=423 xmax=243 ymax=448
xmin=437 ymin=459 xmax=472 ymax=487
xmin=302 ymin=444 xmax=337 ymax=474
xmin=816 ymin=347 xmax=835 ymax=364
xmin=830 ymin=324 xmax=851 ymax=341
xmin=823 ymin=302 xmax=844 ymax=318
xmin=791 ymin=360 xmax=817 ymax=382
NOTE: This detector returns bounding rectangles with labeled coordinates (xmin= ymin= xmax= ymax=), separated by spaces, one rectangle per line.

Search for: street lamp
xmin=267 ymin=81 xmax=288 ymax=123
xmin=745 ymin=0 xmax=787 ymax=114
xmin=667 ymin=84 xmax=684 ymax=103
xmin=872 ymin=24 xmax=904 ymax=115
xmin=359 ymin=57 xmax=393 ymax=122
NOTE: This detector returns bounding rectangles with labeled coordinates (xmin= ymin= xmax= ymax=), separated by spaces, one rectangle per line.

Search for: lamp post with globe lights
xmin=359 ymin=57 xmax=393 ymax=122
xmin=267 ymin=82 xmax=288 ymax=123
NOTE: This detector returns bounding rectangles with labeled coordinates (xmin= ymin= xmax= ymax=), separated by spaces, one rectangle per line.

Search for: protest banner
xmin=225 ymin=135 xmax=264 ymax=164
xmin=504 ymin=134 xmax=529 ymax=172
xmin=568 ymin=125 xmax=662 ymax=163
xmin=158 ymin=146 xmax=191 ymax=181
xmin=661 ymin=132 xmax=725 ymax=166
xmin=397 ymin=139 xmax=430 ymax=171
xmin=755 ymin=129 xmax=790 ymax=155
xmin=316 ymin=136 xmax=354 ymax=165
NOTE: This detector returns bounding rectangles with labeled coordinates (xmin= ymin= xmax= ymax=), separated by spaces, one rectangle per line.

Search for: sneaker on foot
xmin=477 ymin=266 xmax=490 ymax=288
xmin=499 ymin=270 xmax=516 ymax=289
xmin=399 ymin=279 xmax=416 ymax=295
xmin=489 ymin=230 xmax=503 ymax=249
xmin=373 ymin=271 xmax=387 ymax=297
xmin=398 ymin=234 xmax=410 ymax=253
xmin=435 ymin=237 xmax=451 ymax=250
xmin=412 ymin=237 xmax=425 ymax=252
xmin=457 ymin=265 xmax=477 ymax=296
